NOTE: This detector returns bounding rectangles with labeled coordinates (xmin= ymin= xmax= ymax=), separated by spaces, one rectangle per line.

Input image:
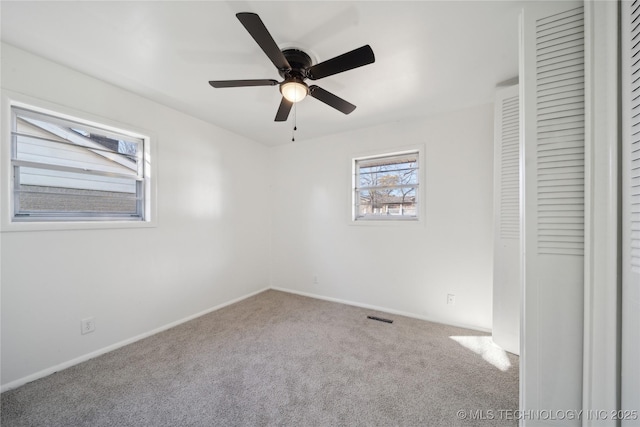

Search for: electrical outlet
xmin=313 ymin=275 xmax=319 ymax=284
xmin=81 ymin=317 xmax=95 ymax=335
xmin=447 ymin=294 xmax=456 ymax=305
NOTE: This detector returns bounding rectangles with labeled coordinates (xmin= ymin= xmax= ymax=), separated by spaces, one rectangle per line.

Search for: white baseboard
xmin=1 ymin=287 xmax=270 ymax=393
xmin=270 ymin=286 xmax=492 ymax=333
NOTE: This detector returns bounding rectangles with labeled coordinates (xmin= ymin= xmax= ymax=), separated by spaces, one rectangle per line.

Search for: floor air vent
xmin=367 ymin=315 xmax=393 ymax=324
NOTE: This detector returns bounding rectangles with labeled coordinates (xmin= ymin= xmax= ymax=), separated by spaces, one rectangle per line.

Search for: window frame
xmin=1 ymin=92 xmax=156 ymax=231
xmin=351 ymin=147 xmax=424 ymax=224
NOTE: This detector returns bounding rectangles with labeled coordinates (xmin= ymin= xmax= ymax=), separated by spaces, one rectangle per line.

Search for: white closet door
xmin=621 ymin=1 xmax=640 ymax=422
xmin=493 ymin=84 xmax=520 ymax=356
xmin=521 ymin=2 xmax=585 ymax=424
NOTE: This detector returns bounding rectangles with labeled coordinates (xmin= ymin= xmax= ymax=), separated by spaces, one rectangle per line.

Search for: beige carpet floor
xmin=1 ymin=290 xmax=519 ymax=426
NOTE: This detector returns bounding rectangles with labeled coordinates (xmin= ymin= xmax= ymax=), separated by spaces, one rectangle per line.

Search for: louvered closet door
xmin=622 ymin=1 xmax=640 ymax=421
xmin=521 ymin=2 xmax=585 ymax=423
xmin=492 ymin=84 xmax=520 ymax=356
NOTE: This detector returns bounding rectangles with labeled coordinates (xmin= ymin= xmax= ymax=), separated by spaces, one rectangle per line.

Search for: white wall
xmin=270 ymin=104 xmax=495 ymax=331
xmin=0 ymin=44 xmax=271 ymax=388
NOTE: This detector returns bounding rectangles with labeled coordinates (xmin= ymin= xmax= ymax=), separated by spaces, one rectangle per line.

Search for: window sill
xmin=1 ymin=218 xmax=157 ymax=233
xmin=349 ymin=217 xmax=424 ymax=227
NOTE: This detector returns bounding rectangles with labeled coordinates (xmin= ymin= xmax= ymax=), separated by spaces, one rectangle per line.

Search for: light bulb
xmin=280 ymin=80 xmax=308 ymax=103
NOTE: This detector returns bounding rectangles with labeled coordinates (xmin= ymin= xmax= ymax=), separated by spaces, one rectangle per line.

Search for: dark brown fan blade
xmin=236 ymin=13 xmax=291 ymax=71
xmin=275 ymin=97 xmax=293 ymax=121
xmin=209 ymin=79 xmax=279 ymax=88
xmin=307 ymin=45 xmax=375 ymax=80
xmin=309 ymin=86 xmax=356 ymax=114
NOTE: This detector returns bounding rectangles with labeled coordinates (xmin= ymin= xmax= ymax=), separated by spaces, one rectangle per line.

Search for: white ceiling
xmin=1 ymin=1 xmax=525 ymax=146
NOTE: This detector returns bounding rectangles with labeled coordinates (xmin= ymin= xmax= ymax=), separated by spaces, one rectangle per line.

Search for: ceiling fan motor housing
xmin=279 ymin=48 xmax=313 ymax=80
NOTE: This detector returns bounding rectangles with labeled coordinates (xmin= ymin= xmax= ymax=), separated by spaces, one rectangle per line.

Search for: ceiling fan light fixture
xmin=280 ymin=80 xmax=309 ymax=103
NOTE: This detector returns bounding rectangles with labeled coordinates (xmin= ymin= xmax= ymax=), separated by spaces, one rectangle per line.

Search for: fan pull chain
xmin=291 ymin=102 xmax=298 ymax=142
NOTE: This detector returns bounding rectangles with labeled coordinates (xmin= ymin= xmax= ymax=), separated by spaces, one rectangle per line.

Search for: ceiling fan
xmin=209 ymin=12 xmax=375 ymax=122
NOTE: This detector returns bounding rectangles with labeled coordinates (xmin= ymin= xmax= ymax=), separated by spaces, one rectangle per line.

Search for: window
xmin=10 ymin=105 xmax=148 ymax=222
xmin=353 ymin=151 xmax=419 ymax=221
